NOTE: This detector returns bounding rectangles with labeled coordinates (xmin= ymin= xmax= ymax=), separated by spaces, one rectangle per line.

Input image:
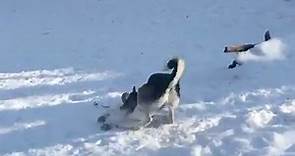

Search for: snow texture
xmin=0 ymin=0 xmax=295 ymax=155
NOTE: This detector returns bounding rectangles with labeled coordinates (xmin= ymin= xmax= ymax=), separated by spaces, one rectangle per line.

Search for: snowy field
xmin=0 ymin=0 xmax=295 ymax=155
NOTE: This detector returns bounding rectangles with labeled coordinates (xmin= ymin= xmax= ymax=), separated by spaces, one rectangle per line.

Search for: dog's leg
xmin=168 ymin=106 xmax=175 ymax=124
xmin=167 ymin=89 xmax=179 ymax=124
xmin=143 ymin=113 xmax=153 ymax=127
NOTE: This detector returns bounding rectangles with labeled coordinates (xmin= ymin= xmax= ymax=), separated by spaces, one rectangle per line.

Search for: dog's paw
xmin=100 ymin=123 xmax=112 ymax=131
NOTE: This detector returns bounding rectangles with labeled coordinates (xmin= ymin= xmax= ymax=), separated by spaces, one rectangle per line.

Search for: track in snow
xmin=0 ymin=68 xmax=121 ymax=154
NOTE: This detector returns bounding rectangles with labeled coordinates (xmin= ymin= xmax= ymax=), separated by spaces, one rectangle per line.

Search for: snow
xmin=0 ymin=0 xmax=295 ymax=155
xmin=0 ymin=120 xmax=46 ymax=135
xmin=0 ymin=90 xmax=96 ymax=111
xmin=280 ymin=100 xmax=295 ymax=114
xmin=246 ymin=108 xmax=276 ymax=129
xmin=0 ymin=68 xmax=119 ymax=90
xmin=267 ymin=131 xmax=295 ymax=156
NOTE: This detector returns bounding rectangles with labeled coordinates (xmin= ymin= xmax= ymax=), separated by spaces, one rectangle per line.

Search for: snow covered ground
xmin=0 ymin=0 xmax=295 ymax=155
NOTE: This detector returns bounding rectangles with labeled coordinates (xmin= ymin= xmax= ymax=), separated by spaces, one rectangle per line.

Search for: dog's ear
xmin=121 ymin=92 xmax=129 ymax=103
xmin=132 ymin=86 xmax=136 ymax=93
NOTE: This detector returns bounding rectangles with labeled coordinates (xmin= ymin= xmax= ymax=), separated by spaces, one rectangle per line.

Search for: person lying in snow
xmin=224 ymin=30 xmax=272 ymax=69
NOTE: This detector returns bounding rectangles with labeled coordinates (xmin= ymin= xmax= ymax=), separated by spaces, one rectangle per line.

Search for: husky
xmin=127 ymin=58 xmax=185 ymax=128
xmin=96 ymin=88 xmax=137 ymax=130
xmin=97 ymin=58 xmax=185 ymax=130
xmin=120 ymin=86 xmax=138 ymax=114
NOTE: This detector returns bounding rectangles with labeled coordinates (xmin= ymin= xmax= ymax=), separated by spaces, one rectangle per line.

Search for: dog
xmin=97 ymin=58 xmax=185 ymax=130
xmin=120 ymin=86 xmax=138 ymax=114
xmin=125 ymin=58 xmax=185 ymax=128
xmin=97 ymin=86 xmax=138 ymax=130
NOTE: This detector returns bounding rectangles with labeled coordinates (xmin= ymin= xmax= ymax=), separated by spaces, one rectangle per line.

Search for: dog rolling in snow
xmin=97 ymin=58 xmax=185 ymax=130
xmin=97 ymin=87 xmax=138 ymax=130
xmin=127 ymin=58 xmax=185 ymax=128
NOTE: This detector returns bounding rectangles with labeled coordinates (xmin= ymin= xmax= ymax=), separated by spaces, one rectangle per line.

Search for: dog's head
xmin=120 ymin=86 xmax=138 ymax=113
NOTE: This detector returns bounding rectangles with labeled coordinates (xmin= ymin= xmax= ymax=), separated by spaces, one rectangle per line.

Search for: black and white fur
xmin=97 ymin=87 xmax=138 ymax=130
xmin=120 ymin=86 xmax=138 ymax=114
xmin=129 ymin=58 xmax=185 ymax=127
xmin=97 ymin=58 xmax=185 ymax=129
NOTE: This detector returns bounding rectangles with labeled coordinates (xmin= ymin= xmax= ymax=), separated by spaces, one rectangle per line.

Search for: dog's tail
xmin=167 ymin=58 xmax=185 ymax=87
